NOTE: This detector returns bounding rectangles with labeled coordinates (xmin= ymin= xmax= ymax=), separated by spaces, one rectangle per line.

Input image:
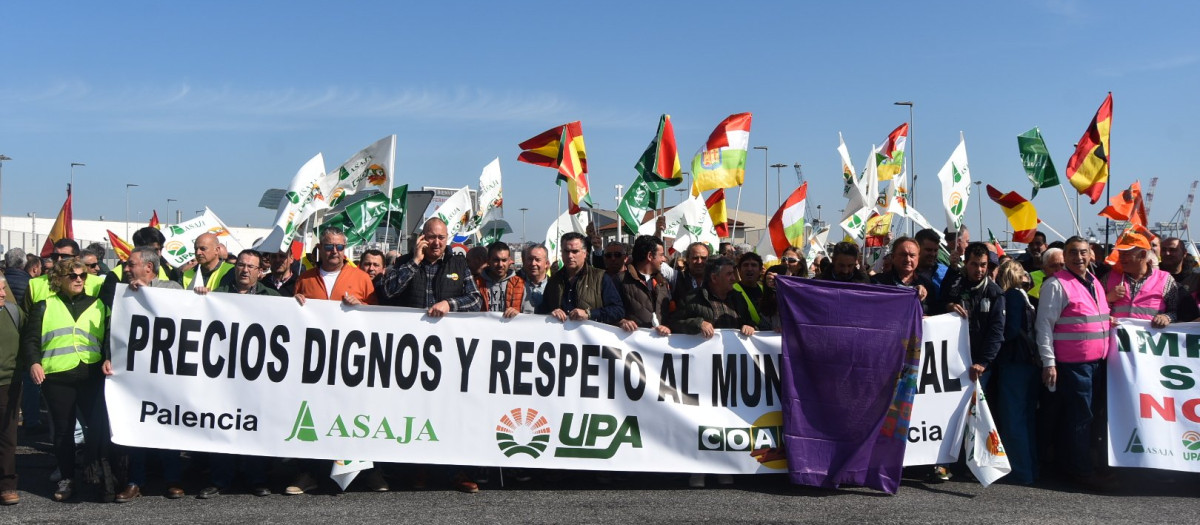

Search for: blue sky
xmin=3 ymin=0 xmax=1198 ymax=245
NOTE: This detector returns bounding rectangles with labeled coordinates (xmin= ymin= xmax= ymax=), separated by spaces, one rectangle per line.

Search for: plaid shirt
xmin=384 ymin=258 xmax=481 ymax=312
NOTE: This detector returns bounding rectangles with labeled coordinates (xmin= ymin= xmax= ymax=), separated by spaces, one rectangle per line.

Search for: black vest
xmin=394 ymin=254 xmax=470 ymax=309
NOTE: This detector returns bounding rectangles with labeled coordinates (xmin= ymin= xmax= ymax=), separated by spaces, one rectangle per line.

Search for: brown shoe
xmin=165 ymin=485 xmax=185 ymax=499
xmin=115 ymin=484 xmax=141 ymax=503
xmin=452 ymin=473 xmax=479 ymax=494
xmin=0 ymin=490 xmax=18 ymax=505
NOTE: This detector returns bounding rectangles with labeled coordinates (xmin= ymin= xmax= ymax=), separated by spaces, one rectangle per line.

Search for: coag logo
xmin=284 ymin=401 xmax=437 ymax=445
xmin=496 ymin=408 xmax=551 ymax=458
xmin=697 ymin=411 xmax=787 ymax=470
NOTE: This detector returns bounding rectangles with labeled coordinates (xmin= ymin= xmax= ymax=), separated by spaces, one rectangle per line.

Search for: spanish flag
xmin=40 ymin=185 xmax=74 ymax=257
xmin=149 ymin=210 xmax=160 ymax=228
xmin=705 ymin=189 xmax=729 ymax=237
xmin=986 ymin=185 xmax=1038 ymax=243
xmin=107 ymin=230 xmax=133 ymax=261
xmin=1066 ymin=93 xmax=1112 ymax=204
xmin=518 ymin=121 xmax=591 ymax=214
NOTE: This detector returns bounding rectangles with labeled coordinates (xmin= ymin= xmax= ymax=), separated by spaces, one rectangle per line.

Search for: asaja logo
xmin=165 ymin=241 xmax=188 ymax=258
xmin=284 ymin=401 xmax=437 ymax=445
xmin=1124 ymin=429 xmax=1145 ymax=453
xmin=496 ymin=408 xmax=551 ymax=458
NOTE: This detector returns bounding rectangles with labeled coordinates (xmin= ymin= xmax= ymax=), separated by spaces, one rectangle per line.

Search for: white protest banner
xmin=107 ymin=286 xmax=969 ymax=472
xmin=904 ymin=314 xmax=972 ymax=465
xmin=1108 ymin=319 xmax=1200 ymax=472
xmin=160 ymin=207 xmax=246 ymax=268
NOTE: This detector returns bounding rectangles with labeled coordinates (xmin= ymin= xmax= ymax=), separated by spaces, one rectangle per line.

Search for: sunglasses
xmin=86 ymin=262 xmax=100 ymax=268
xmin=782 ymin=257 xmax=800 ymax=263
xmin=322 ymin=244 xmax=346 ymax=252
xmin=66 ymin=272 xmax=87 ymax=281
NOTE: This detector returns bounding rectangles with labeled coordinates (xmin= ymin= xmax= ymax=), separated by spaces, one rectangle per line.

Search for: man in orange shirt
xmin=294 ymin=228 xmax=374 ymax=306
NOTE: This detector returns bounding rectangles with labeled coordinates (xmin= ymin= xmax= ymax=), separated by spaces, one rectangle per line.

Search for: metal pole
xmin=167 ymin=198 xmax=177 ymax=227
xmin=0 ymin=155 xmax=9 ymax=235
xmin=125 ymin=184 xmax=139 ymax=240
xmin=519 ymin=207 xmax=528 ymax=244
xmin=70 ymin=162 xmax=85 ymax=192
xmin=614 ymin=184 xmax=623 ymax=244
xmin=974 ymin=180 xmax=982 ymax=234
xmin=753 ymin=146 xmax=768 ymax=221
xmin=770 ymin=163 xmax=786 ymax=209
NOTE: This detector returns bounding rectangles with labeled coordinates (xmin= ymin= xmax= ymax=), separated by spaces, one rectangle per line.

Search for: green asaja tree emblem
xmin=496 ymin=408 xmax=551 ymax=458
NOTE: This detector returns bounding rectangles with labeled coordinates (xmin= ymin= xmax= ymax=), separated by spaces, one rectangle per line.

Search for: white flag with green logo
xmin=937 ymin=136 xmax=971 ymax=231
xmin=430 ymin=186 xmax=475 ymax=237
xmin=257 ymin=153 xmax=327 ymax=253
xmin=544 ymin=210 xmax=590 ymax=265
xmin=161 ymin=208 xmax=247 ymax=268
xmin=465 ymin=158 xmax=503 ymax=237
xmin=321 ymin=135 xmax=396 ymax=209
xmin=667 ymin=196 xmax=721 ymax=255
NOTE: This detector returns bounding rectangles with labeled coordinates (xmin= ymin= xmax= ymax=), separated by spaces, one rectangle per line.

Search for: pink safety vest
xmin=1105 ymin=268 xmax=1168 ymax=320
xmin=1051 ymin=269 xmax=1112 ymax=363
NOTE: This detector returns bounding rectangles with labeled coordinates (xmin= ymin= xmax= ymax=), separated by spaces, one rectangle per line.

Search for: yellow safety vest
xmin=39 ymin=295 xmax=107 ymax=374
xmin=26 ymin=274 xmax=105 ymax=304
xmin=183 ymin=262 xmax=235 ymax=289
xmin=732 ymin=282 xmax=762 ymax=325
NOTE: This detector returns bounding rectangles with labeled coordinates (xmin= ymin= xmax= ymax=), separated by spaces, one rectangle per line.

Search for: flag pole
xmin=1037 ymin=220 xmax=1068 ymax=241
xmin=731 ymin=186 xmax=743 ymax=245
xmin=1059 ymin=184 xmax=1082 ymax=236
xmin=382 ymin=135 xmax=397 ymax=251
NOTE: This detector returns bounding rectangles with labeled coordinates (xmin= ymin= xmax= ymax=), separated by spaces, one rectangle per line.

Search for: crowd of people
xmin=0 ymin=217 xmax=1196 ymax=504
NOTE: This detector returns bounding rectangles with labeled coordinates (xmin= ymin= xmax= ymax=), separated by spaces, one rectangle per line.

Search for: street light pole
xmin=893 ymin=102 xmax=914 ymax=209
xmin=519 ymin=207 xmax=529 ymax=244
xmin=614 ymin=184 xmax=624 ymax=244
xmin=28 ymin=212 xmax=36 ymax=250
xmin=167 ymin=198 xmax=177 ymax=227
xmin=770 ymin=163 xmax=786 ymax=209
xmin=70 ymin=162 xmax=85 ymax=191
xmin=0 ymin=155 xmax=10 ymax=235
xmin=126 ymin=184 xmax=139 ymax=240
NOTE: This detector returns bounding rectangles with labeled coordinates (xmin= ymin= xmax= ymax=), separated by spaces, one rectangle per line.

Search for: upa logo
xmin=496 ymin=408 xmax=552 ymax=458
xmin=555 ymin=413 xmax=642 ymax=459
xmin=1183 ymin=431 xmax=1200 ymax=461
xmin=284 ymin=401 xmax=437 ymax=445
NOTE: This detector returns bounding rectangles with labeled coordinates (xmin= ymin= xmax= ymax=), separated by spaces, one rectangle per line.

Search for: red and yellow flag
xmin=1066 ymin=93 xmax=1112 ymax=204
xmin=986 ymin=185 xmax=1039 ymax=243
xmin=518 ymin=121 xmax=591 ymax=214
xmin=107 ymin=230 xmax=133 ymax=261
xmin=1098 ymin=180 xmax=1147 ymax=228
xmin=705 ymin=189 xmax=729 ymax=237
xmin=149 ymin=210 xmax=160 ymax=228
xmin=40 ymin=186 xmax=74 ymax=257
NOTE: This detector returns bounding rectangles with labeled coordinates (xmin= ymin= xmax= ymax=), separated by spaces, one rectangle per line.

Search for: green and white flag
xmin=319 ymin=185 xmax=408 ymax=247
xmin=430 ymin=186 xmax=475 ymax=237
xmin=936 ymin=135 xmax=971 ymax=231
xmin=545 ymin=210 xmax=590 ymax=265
xmin=1017 ymin=127 xmax=1060 ymax=198
xmin=617 ymin=175 xmax=658 ymax=235
xmin=838 ymin=132 xmax=858 ymax=199
xmin=162 ymin=208 xmax=247 ymax=268
xmin=839 ymin=145 xmax=879 ymax=243
xmin=257 ymin=153 xmax=327 ymax=252
xmin=466 ymin=158 xmax=503 ymax=236
xmin=322 ymin=135 xmax=396 ymax=208
xmin=666 ymin=195 xmax=721 ymax=255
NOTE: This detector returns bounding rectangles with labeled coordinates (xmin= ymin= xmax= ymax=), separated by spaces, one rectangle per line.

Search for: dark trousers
xmin=0 ymin=381 xmax=20 ymax=491
xmin=20 ymin=371 xmax=41 ymax=426
xmin=41 ymin=373 xmax=102 ymax=480
xmin=993 ymin=361 xmax=1040 ymax=484
xmin=127 ymin=448 xmax=182 ymax=487
xmin=210 ymin=453 xmax=269 ymax=488
xmin=1057 ymin=361 xmax=1101 ymax=477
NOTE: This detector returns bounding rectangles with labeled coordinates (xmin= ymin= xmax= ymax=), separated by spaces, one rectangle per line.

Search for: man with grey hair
xmin=1029 ymin=247 xmax=1064 ymax=301
xmin=3 ymin=249 xmax=30 ymax=308
xmin=521 ymin=244 xmax=550 ymax=314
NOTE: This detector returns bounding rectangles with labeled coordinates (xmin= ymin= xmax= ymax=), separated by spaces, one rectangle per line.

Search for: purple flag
xmin=775 ymin=277 xmax=922 ymax=494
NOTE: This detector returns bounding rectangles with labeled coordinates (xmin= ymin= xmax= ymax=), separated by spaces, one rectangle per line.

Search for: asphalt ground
xmin=3 ymin=427 xmax=1197 ymax=525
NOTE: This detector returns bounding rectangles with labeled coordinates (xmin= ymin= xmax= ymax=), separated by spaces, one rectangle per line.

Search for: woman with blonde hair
xmin=21 ymin=259 xmax=113 ymax=501
xmin=991 ymin=259 xmax=1039 ymax=484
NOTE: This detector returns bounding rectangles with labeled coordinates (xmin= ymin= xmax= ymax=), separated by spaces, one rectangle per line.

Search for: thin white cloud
xmin=1095 ymin=55 xmax=1199 ymax=77
xmin=0 ymin=81 xmax=621 ymax=132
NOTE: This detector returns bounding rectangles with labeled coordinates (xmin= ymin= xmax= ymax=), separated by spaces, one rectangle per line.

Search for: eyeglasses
xmin=322 ymin=244 xmax=346 ymax=252
xmin=48 ymin=253 xmax=69 ymax=261
xmin=234 ymin=263 xmax=260 ymax=270
xmin=66 ymin=272 xmax=87 ymax=281
xmin=781 ymin=257 xmax=800 ymax=263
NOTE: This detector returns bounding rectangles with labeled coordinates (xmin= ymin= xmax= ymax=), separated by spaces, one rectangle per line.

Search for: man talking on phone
xmin=380 ymin=217 xmax=481 ymax=316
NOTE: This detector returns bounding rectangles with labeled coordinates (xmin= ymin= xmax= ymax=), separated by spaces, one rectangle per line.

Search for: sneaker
xmin=115 ymin=484 xmax=141 ymax=503
xmin=285 ymin=472 xmax=318 ymax=495
xmin=49 ymin=468 xmax=62 ymax=483
xmin=926 ymin=466 xmax=951 ymax=483
xmin=715 ymin=474 xmax=734 ymax=486
xmin=53 ymin=479 xmax=74 ymax=502
xmin=688 ymin=474 xmax=706 ymax=488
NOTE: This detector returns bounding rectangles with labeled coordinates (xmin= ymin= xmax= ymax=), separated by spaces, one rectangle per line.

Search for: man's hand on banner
xmin=1151 ymin=314 xmax=1170 ymax=328
xmin=969 ymin=363 xmax=985 ymax=381
xmin=699 ymin=321 xmax=715 ymax=338
xmin=427 ymin=300 xmax=451 ymax=317
xmin=950 ymin=303 xmax=969 ymax=318
xmin=342 ymin=293 xmax=362 ymax=306
xmin=194 ymin=287 xmax=210 ymax=295
xmin=619 ymin=319 xmax=638 ymax=332
xmin=655 ymin=325 xmax=671 ymax=336
xmin=295 ymin=294 xmax=307 ymax=306
xmin=740 ymin=325 xmax=755 ymax=337
xmin=503 ymin=307 xmax=520 ymax=319
xmin=568 ymin=308 xmax=589 ymax=321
